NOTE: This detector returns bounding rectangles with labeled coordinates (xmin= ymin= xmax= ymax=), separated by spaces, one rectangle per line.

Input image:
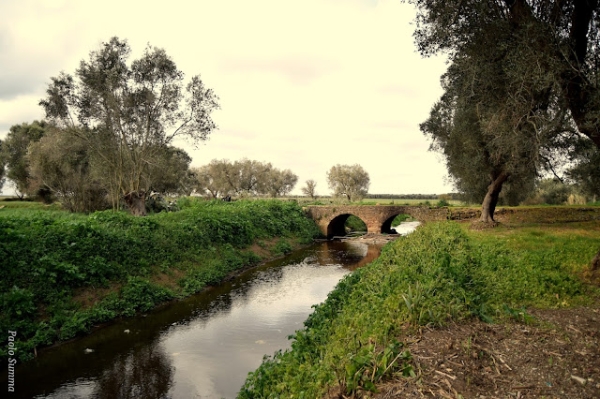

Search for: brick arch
xmin=304 ymin=205 xmax=449 ymax=239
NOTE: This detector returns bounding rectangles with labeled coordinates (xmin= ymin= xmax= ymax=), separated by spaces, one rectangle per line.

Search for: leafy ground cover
xmin=0 ymin=199 xmax=320 ymax=362
xmin=239 ymin=220 xmax=600 ymax=398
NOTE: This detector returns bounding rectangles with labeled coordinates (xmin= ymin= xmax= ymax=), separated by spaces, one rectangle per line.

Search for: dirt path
xmin=374 ymin=306 xmax=600 ymax=398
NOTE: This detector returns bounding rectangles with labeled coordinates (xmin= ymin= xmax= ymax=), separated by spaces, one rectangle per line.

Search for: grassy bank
xmin=239 ymin=221 xmax=600 ymax=398
xmin=0 ymin=199 xmax=320 ymax=362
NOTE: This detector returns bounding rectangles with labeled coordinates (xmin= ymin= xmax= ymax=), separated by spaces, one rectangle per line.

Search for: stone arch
xmin=326 ymin=213 xmax=367 ymax=238
xmin=380 ymin=213 xmax=412 ymax=234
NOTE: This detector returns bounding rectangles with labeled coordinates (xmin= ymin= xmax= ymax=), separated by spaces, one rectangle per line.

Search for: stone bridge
xmin=304 ymin=205 xmax=449 ymax=238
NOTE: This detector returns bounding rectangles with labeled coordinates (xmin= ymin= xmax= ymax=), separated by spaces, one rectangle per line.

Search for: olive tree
xmin=192 ymin=159 xmax=297 ymax=198
xmin=27 ymin=127 xmax=109 ymax=212
xmin=39 ymin=37 xmax=219 ymax=215
xmin=263 ymin=168 xmax=298 ymax=198
xmin=326 ymin=164 xmax=370 ymax=202
xmin=0 ymin=121 xmax=47 ymax=198
xmin=409 ymin=0 xmax=600 ymax=263
xmin=301 ymin=179 xmax=318 ymax=200
xmin=0 ymin=139 xmax=5 ymax=193
xmin=191 ymin=159 xmax=234 ymax=199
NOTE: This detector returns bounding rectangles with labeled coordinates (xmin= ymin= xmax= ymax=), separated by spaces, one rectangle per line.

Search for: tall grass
xmin=0 ymin=199 xmax=320 ymax=362
xmin=239 ymin=221 xmax=599 ymax=398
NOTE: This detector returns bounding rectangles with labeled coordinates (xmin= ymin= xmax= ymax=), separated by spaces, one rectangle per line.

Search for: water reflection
xmin=7 ymin=223 xmax=418 ymax=399
xmin=93 ymin=345 xmax=173 ymax=399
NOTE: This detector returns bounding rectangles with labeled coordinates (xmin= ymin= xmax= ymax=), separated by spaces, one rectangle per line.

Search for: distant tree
xmin=232 ymin=159 xmax=272 ymax=196
xmin=264 ymin=168 xmax=298 ymax=198
xmin=536 ymin=178 xmax=572 ymax=205
xmin=192 ymin=159 xmax=297 ymax=198
xmin=191 ymin=159 xmax=234 ymax=199
xmin=39 ymin=37 xmax=219 ymax=215
xmin=301 ymin=179 xmax=317 ymax=200
xmin=0 ymin=121 xmax=47 ymax=198
xmin=0 ymin=139 xmax=5 ymax=193
xmin=567 ymin=146 xmax=600 ymax=201
xmin=327 ymin=164 xmax=370 ymax=202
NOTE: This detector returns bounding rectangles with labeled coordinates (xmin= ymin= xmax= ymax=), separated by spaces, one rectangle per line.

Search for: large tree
xmin=410 ymin=0 xmax=600 ymax=148
xmin=327 ymin=164 xmax=370 ymax=202
xmin=411 ymin=0 xmax=599 ymax=221
xmin=39 ymin=37 xmax=219 ymax=215
xmin=410 ymin=0 xmax=600 ymax=266
xmin=0 ymin=121 xmax=47 ymax=198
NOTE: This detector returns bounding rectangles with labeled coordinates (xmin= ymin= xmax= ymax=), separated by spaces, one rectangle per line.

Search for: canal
xmin=7 ymin=222 xmax=419 ymax=398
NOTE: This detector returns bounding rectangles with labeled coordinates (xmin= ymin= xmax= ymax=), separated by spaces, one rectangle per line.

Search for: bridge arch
xmin=326 ymin=213 xmax=368 ymax=238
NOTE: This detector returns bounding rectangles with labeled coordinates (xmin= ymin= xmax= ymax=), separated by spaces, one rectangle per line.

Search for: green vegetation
xmin=0 ymin=199 xmax=320 ymax=362
xmin=344 ymin=215 xmax=367 ymax=233
xmin=239 ymin=221 xmax=599 ymax=398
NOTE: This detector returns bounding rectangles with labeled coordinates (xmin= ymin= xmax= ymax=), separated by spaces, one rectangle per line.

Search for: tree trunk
xmin=479 ymin=172 xmax=509 ymax=223
xmin=592 ymin=249 xmax=600 ymax=271
xmin=123 ymin=190 xmax=147 ymax=216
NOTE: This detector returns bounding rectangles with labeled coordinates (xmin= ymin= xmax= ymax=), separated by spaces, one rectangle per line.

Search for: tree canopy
xmin=39 ymin=37 xmax=219 ymax=215
xmin=0 ymin=121 xmax=47 ymax=198
xmin=327 ymin=164 xmax=370 ymax=202
xmin=191 ymin=159 xmax=298 ymax=199
xmin=411 ymin=0 xmax=600 ymax=220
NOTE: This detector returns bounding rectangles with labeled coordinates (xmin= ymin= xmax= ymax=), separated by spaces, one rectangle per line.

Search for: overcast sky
xmin=0 ymin=0 xmax=452 ymax=196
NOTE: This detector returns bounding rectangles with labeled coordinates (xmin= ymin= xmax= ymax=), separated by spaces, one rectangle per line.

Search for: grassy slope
xmin=0 ymin=199 xmax=320 ymax=362
xmin=239 ymin=220 xmax=600 ymax=398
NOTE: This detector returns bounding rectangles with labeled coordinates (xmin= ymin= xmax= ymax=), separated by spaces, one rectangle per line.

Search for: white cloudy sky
xmin=0 ymin=0 xmax=452 ymax=196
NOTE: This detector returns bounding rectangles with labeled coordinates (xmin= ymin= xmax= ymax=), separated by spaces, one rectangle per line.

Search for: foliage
xmin=0 ymin=200 xmax=319 ymax=362
xmin=524 ymin=178 xmax=574 ymax=205
xmin=240 ymin=222 xmax=598 ymax=397
xmin=345 ymin=215 xmax=367 ymax=233
xmin=0 ymin=121 xmax=47 ymax=198
xmin=39 ymin=37 xmax=219 ymax=215
xmin=192 ymin=159 xmax=298 ymax=198
xmin=410 ymin=0 xmax=600 ymax=220
xmin=301 ymin=179 xmax=318 ymax=200
xmin=567 ymin=146 xmax=600 ymax=200
xmin=27 ymin=127 xmax=110 ymax=213
xmin=327 ymin=164 xmax=370 ymax=202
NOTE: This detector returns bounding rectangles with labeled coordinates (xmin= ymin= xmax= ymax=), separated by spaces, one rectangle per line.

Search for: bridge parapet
xmin=304 ymin=205 xmax=449 ymax=238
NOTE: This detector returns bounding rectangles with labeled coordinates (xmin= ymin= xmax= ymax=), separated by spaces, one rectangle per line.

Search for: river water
xmin=6 ymin=222 xmax=419 ymax=399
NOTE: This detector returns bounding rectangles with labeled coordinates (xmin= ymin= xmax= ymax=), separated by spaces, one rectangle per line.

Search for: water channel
xmin=5 ymin=222 xmax=420 ymax=399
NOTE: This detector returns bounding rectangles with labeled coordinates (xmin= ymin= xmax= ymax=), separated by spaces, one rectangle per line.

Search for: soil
xmin=372 ymin=306 xmax=600 ymax=399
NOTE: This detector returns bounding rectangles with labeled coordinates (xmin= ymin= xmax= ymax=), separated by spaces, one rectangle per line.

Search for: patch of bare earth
xmin=373 ymin=306 xmax=600 ymax=398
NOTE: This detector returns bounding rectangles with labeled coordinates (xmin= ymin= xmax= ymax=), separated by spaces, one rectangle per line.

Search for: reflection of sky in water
xmin=162 ymin=262 xmax=349 ymax=399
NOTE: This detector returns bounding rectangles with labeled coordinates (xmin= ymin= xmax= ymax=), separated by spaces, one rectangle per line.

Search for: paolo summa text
xmin=7 ymin=330 xmax=16 ymax=392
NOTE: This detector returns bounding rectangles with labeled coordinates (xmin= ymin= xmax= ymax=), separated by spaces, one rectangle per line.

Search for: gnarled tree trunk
xmin=123 ymin=190 xmax=147 ymax=216
xmin=480 ymin=171 xmax=509 ymax=223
